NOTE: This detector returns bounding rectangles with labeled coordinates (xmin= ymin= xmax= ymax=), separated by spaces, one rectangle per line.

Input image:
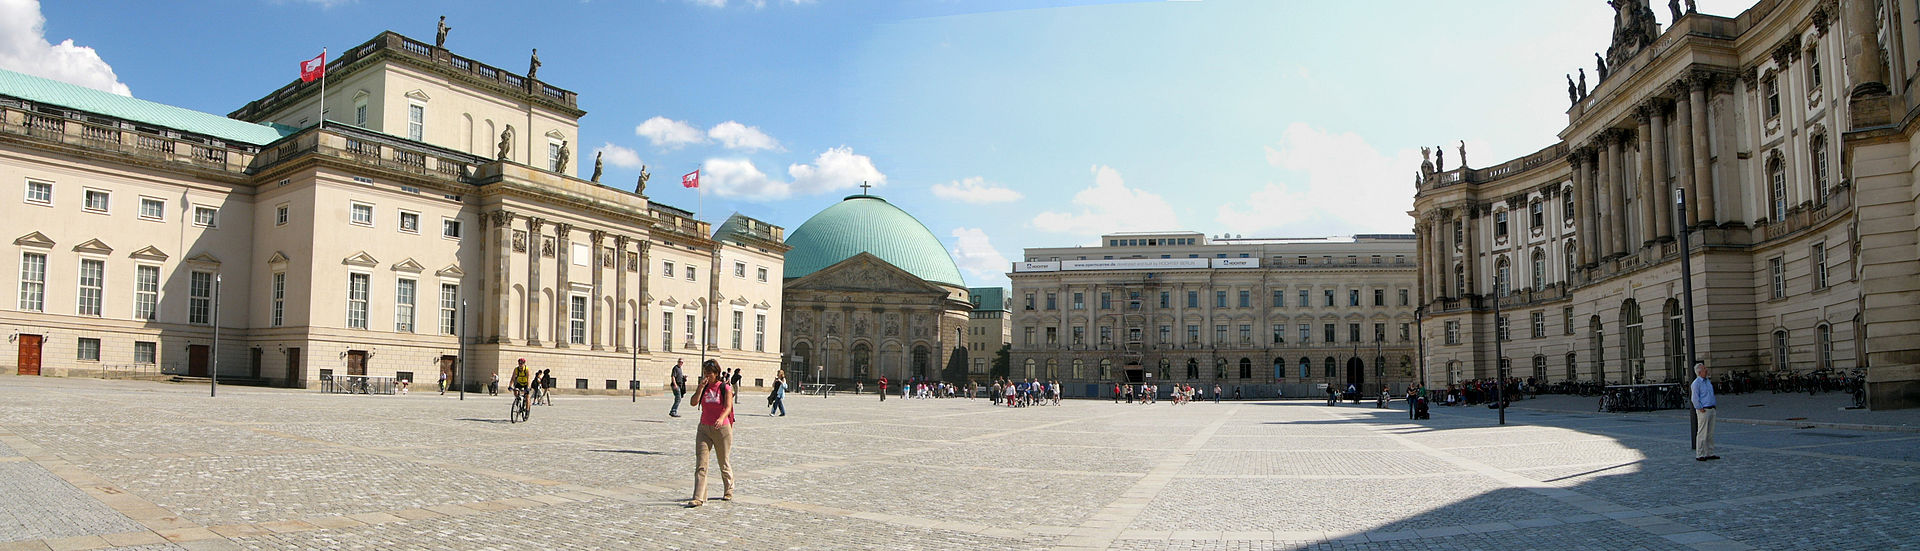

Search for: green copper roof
xmin=784 ymin=194 xmax=965 ymax=287
xmin=0 ymin=67 xmax=295 ymax=146
xmin=968 ymin=287 xmax=1006 ymax=312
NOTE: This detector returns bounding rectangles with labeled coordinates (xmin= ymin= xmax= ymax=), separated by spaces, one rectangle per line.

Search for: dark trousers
xmin=671 ymin=387 xmax=685 ymax=416
xmin=771 ymin=397 xmax=785 ymax=416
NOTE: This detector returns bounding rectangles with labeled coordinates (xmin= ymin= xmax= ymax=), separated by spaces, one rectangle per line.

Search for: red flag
xmin=682 ymin=170 xmax=700 ymax=189
xmin=300 ymin=53 xmax=326 ymax=83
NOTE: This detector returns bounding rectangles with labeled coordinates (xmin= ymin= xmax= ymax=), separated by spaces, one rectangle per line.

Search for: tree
xmin=991 ymin=344 xmax=1011 ymax=379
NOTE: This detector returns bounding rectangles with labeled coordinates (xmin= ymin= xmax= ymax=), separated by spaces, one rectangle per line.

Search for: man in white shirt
xmin=1691 ymin=361 xmax=1720 ymax=461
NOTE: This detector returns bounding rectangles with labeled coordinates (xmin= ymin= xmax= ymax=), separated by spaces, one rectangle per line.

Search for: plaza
xmin=1 ymin=377 xmax=1916 ymax=550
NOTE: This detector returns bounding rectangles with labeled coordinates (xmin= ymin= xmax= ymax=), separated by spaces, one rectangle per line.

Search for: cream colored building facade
xmin=1413 ymin=0 xmax=1920 ymax=408
xmin=0 ymin=31 xmax=785 ymax=392
xmin=965 ymin=287 xmax=1011 ymax=377
xmin=1009 ymin=232 xmax=1419 ymax=398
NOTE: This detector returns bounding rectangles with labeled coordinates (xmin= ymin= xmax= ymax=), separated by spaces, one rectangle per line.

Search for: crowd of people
xmin=1433 ymin=377 xmax=1532 ymax=408
xmin=992 ymin=378 xmax=1061 ymax=407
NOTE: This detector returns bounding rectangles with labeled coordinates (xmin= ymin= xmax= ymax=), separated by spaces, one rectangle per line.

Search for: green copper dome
xmin=783 ymin=194 xmax=965 ymax=287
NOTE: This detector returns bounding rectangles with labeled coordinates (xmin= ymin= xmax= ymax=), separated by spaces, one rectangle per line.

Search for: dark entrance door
xmin=249 ymin=348 xmax=263 ymax=378
xmin=16 ymin=334 xmax=42 ymax=376
xmin=346 ymin=350 xmax=367 ymax=376
xmin=1124 ymin=365 xmax=1144 ymax=383
xmin=1345 ymin=357 xmax=1365 ymax=389
xmin=187 ymin=345 xmax=210 ymax=377
xmin=287 ymin=348 xmax=303 ymax=388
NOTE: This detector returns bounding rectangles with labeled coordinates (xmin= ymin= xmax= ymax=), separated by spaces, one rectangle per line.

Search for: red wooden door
xmin=346 ymin=351 xmax=367 ymax=376
xmin=16 ymin=334 xmax=41 ymax=376
xmin=188 ymin=345 xmax=209 ymax=377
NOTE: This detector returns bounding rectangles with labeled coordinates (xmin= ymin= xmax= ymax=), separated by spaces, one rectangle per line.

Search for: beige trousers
xmin=693 ymin=424 xmax=734 ymax=502
xmin=1694 ymin=408 xmax=1716 ymax=458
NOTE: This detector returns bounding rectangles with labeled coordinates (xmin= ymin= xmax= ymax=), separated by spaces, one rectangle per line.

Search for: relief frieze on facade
xmin=883 ymin=312 xmax=900 ymax=336
xmin=825 ymin=311 xmax=842 ymax=335
xmin=512 ymin=230 xmax=527 ymax=253
xmin=542 ymin=236 xmax=555 ymax=257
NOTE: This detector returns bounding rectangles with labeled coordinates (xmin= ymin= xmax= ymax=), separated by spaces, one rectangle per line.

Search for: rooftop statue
xmin=435 ymin=16 xmax=451 ymax=49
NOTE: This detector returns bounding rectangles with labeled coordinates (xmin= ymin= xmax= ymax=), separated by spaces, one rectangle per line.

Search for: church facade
xmin=0 ymin=30 xmax=785 ymax=391
xmin=1413 ymin=0 xmax=1920 ymax=408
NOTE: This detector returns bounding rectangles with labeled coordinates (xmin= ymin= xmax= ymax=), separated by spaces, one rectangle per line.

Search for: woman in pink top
xmin=686 ymin=359 xmax=735 ymax=508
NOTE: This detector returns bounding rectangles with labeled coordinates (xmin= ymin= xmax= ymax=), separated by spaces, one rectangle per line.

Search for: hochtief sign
xmin=1012 ymin=258 xmax=1259 ymax=272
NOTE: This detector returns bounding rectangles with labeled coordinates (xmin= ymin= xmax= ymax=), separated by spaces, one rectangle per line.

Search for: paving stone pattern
xmin=0 ymin=377 xmax=1915 ymax=550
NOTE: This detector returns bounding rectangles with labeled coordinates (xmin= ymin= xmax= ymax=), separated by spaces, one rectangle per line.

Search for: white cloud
xmin=1214 ymin=123 xmax=1421 ymax=236
xmin=634 ymin=116 xmax=707 ymax=149
xmin=700 ymin=146 xmax=887 ymax=201
xmin=592 ymin=143 xmax=644 ymax=169
xmin=700 ymin=158 xmax=786 ymax=200
xmin=787 ymin=146 xmax=885 ymax=195
xmin=931 ymin=177 xmax=1022 ymax=204
xmin=707 ymin=121 xmax=782 ymax=152
xmin=0 ymin=0 xmax=131 ymax=96
xmin=1032 ymin=165 xmax=1178 ymax=241
xmin=949 ymin=227 xmax=1010 ymax=285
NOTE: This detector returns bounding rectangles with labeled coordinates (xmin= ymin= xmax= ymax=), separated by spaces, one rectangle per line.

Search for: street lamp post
xmin=631 ymin=318 xmax=639 ymax=402
xmin=458 ymin=299 xmax=465 ymax=401
xmin=1677 ymin=188 xmax=1701 ymax=449
xmin=1492 ymin=279 xmax=1506 ymax=426
xmin=211 ymin=274 xmax=221 ymax=397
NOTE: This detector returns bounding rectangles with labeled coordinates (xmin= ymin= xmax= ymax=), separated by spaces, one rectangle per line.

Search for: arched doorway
xmin=851 ymin=342 xmax=871 ymax=379
xmin=1345 ymin=357 xmax=1365 ymax=388
xmin=910 ymin=345 xmax=929 ymax=378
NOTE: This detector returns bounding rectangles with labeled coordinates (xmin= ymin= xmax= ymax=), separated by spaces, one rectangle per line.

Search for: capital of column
xmin=526 ymin=216 xmax=545 ymax=233
xmin=553 ymin=223 xmax=574 ymax=240
xmin=488 ymin=209 xmax=516 ymax=228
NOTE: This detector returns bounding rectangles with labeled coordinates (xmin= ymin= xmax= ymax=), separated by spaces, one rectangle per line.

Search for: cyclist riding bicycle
xmin=511 ymin=359 xmax=533 ymax=414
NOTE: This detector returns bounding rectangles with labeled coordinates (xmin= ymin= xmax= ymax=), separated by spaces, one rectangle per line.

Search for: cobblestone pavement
xmin=1516 ymin=392 xmax=1920 ymax=431
xmin=0 ymin=378 xmax=1916 ymax=550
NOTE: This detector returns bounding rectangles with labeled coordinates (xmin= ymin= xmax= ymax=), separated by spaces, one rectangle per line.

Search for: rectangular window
xmin=1299 ymin=290 xmax=1309 ymax=306
xmin=1348 ymin=289 xmax=1360 ymax=306
xmin=1348 ymin=323 xmax=1361 ymax=343
xmin=1271 ymin=323 xmax=1285 ymax=344
xmin=439 ymin=283 xmax=459 ymax=335
xmin=394 ymin=278 xmax=417 ymax=332
xmin=1159 ymin=291 xmax=1170 ymax=308
xmin=663 ymin=261 xmax=675 ymax=277
xmin=136 ymin=265 xmax=160 ymax=320
xmin=134 ymin=341 xmax=156 ymax=364
xmin=1045 ymin=292 xmax=1059 ymax=310
xmin=1400 ymin=323 xmax=1411 ymax=341
xmin=1159 ymin=325 xmax=1170 ymax=344
xmin=1238 ymin=290 xmax=1250 ymax=308
xmin=77 ymin=258 xmax=104 ymax=316
xmin=1099 ymin=326 xmax=1112 ymax=345
xmin=1300 ymin=324 xmax=1311 ymax=343
xmin=1324 ymin=290 xmax=1335 ymax=307
xmin=1099 ymin=292 xmax=1111 ymax=310
xmin=1072 ymin=292 xmax=1084 ymax=310
xmin=1812 ymin=242 xmax=1829 ymax=289
xmin=355 ymin=102 xmax=367 ymax=126
xmin=1564 ymin=307 xmax=1575 ymax=335
xmin=82 ymin=189 xmax=109 ymax=213
xmin=756 ymin=267 xmax=769 ymax=282
xmin=1373 ymin=289 xmax=1384 ymax=306
xmin=1271 ymin=290 xmax=1284 ymax=307
xmin=754 ymin=313 xmax=766 ymax=351
xmin=1213 ymin=325 xmax=1227 ymax=344
xmin=662 ymin=312 xmax=674 ymax=351
xmin=1186 ymin=291 xmax=1198 ymax=308
xmin=190 ymin=271 xmax=214 ymax=325
xmin=685 ymin=266 xmax=696 ymax=281
xmin=142 ymin=197 xmax=166 ymax=221
xmin=1046 ymin=327 xmax=1058 ymax=345
xmin=1324 ymin=323 xmax=1336 ymax=343
xmin=1769 ymin=257 xmax=1786 ymax=299
xmin=549 ymin=141 xmax=564 ymax=171
xmin=1024 ymin=327 xmax=1036 ymax=346
xmin=1399 ymin=289 xmax=1410 ymax=306
xmin=1373 ymin=323 xmax=1385 ymax=343
xmin=569 ymin=296 xmax=588 ymax=344
xmin=732 ymin=311 xmax=744 ymax=349
xmin=1186 ymin=325 xmax=1199 ymax=344
xmin=442 ymin=218 xmax=462 ymax=239
xmin=1238 ymin=324 xmax=1251 ymax=344
xmin=25 ymin=180 xmax=52 ymax=205
xmin=194 ymin=206 xmax=218 ymax=228
xmin=350 ymin=203 xmax=374 ymax=226
xmin=1496 ymin=316 xmax=1510 ymax=341
xmin=1072 ymin=326 xmax=1085 ymax=345
xmin=684 ymin=313 xmax=696 ymax=347
xmin=346 ymin=272 xmax=369 ymax=329
xmin=1764 ymin=76 xmax=1780 ymax=118
xmin=1445 ymin=321 xmax=1459 ymax=345
xmin=1531 ymin=311 xmax=1545 ymax=338
xmin=407 ymin=104 xmax=425 ymax=141
xmin=1531 ymin=201 xmax=1544 ymax=229
xmin=734 ymin=262 xmax=747 ymax=278
xmin=399 ymin=211 xmax=420 ymax=234
xmin=77 ymin=337 xmax=100 ymax=361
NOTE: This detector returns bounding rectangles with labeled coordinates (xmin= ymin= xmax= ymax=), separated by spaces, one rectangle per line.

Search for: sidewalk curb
xmin=1507 ymin=404 xmax=1920 ymax=434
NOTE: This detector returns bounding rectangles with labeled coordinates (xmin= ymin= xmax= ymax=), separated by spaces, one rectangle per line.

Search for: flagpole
xmin=317 ymin=47 xmax=327 ymax=130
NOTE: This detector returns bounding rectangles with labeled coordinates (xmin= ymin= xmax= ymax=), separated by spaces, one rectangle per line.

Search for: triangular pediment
xmin=391 ymin=257 xmax=425 ymax=273
xmin=72 ymin=238 xmax=112 ymax=255
xmin=544 ymin=129 xmax=566 ymax=139
xmin=754 ymin=300 xmax=771 ymax=310
xmin=130 ymin=246 xmax=169 ymax=262
xmin=436 ymin=263 xmax=465 ymax=278
xmin=186 ymin=252 xmax=221 ymax=266
xmin=730 ymin=296 xmax=751 ymax=306
xmin=660 ymin=297 xmax=679 ymax=307
xmin=13 ymin=231 xmax=53 ymax=248
xmin=343 ymin=251 xmax=379 ymax=267
xmin=785 ymin=253 xmax=949 ymax=295
xmin=266 ymin=251 xmax=289 ymax=265
xmin=642 ymin=292 xmax=655 ymax=304
xmin=404 ymin=89 xmax=431 ymax=102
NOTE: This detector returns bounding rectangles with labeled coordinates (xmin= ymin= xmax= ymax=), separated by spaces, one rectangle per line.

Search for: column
xmin=1594 ymin=135 xmax=1614 ymax=259
xmin=1650 ymin=102 xmax=1672 ymax=241
xmin=589 ymin=230 xmax=605 ymax=351
xmin=708 ymin=246 xmax=722 ymax=351
xmin=524 ymin=216 xmax=544 ymax=345
xmin=1584 ymin=149 xmax=1603 ymax=263
xmin=1843 ymin=0 xmax=1890 ymax=98
xmin=1636 ymin=109 xmax=1657 ymax=248
xmin=1607 ymin=131 xmax=1629 ymax=257
xmin=1689 ymin=77 xmax=1715 ymax=225
xmin=637 ymin=240 xmax=652 ymax=352
xmin=553 ymin=223 xmax=573 ymax=348
xmin=1673 ymin=80 xmax=1698 ymax=230
xmin=614 ymin=235 xmax=630 ymax=352
xmin=489 ymin=209 xmax=515 ymax=343
xmin=1571 ymin=151 xmax=1592 ymax=267
xmin=1462 ymin=210 xmax=1479 ymax=296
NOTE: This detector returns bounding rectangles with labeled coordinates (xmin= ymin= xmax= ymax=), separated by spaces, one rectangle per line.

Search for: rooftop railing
xmin=1 ymin=101 xmax=254 ymax=175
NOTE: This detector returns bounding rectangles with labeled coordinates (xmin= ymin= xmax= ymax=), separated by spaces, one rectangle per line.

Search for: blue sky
xmin=3 ymin=0 xmax=1754 ymax=287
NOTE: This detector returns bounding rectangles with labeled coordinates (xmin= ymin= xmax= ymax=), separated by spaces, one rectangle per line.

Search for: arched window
xmin=1531 ymin=355 xmax=1546 ymax=380
xmin=1816 ymin=324 xmax=1833 ymax=369
xmin=1323 ymin=357 xmax=1337 ymax=378
xmin=1272 ymin=357 xmax=1285 ymax=380
xmin=1186 ymin=358 xmax=1199 ymax=379
xmin=853 ymin=343 xmax=872 ymax=379
xmin=792 ymin=342 xmax=811 ymax=372
xmin=1810 ymin=134 xmax=1829 ymax=203
xmin=1665 ymin=299 xmax=1685 ymax=382
xmin=1023 ymin=358 xmax=1036 ymax=378
xmin=1099 ymin=358 xmax=1112 ymax=380
xmin=1299 ymin=357 xmax=1311 ymax=379
xmin=1494 ymin=256 xmax=1511 ymax=296
xmin=1530 ymin=249 xmax=1545 ymax=291
xmin=1238 ymin=357 xmax=1253 ymax=379
xmin=1768 ymin=154 xmax=1788 ymax=222
xmin=1046 ymin=358 xmax=1059 ymax=379
xmin=1589 ymin=316 xmax=1605 ymax=382
xmin=1454 ymin=264 xmax=1466 ymax=297
xmin=1158 ymin=358 xmax=1171 ymax=380
xmin=1071 ymin=358 xmax=1084 ymax=379
xmin=1773 ymin=330 xmax=1790 ymax=371
xmin=1214 ymin=357 xmax=1227 ymax=379
xmin=1622 ymin=300 xmax=1643 ymax=382
xmin=1564 ymin=241 xmax=1577 ymax=282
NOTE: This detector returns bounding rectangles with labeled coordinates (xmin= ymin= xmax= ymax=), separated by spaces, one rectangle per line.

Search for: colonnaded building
xmin=0 ymin=30 xmax=786 ymax=391
xmin=1413 ymin=0 xmax=1920 ymax=408
xmin=1008 ymin=232 xmax=1419 ymax=398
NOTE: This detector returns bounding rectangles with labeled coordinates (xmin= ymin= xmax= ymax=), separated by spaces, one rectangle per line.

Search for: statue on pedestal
xmin=1596 ymin=52 xmax=1609 ymax=80
xmin=435 ymin=16 xmax=451 ymax=49
xmin=496 ymin=125 xmax=514 ymax=161
xmin=1436 ymin=146 xmax=1446 ymax=172
xmin=528 ymin=49 xmax=541 ymax=81
xmin=590 ymin=151 xmax=603 ymax=183
xmin=1669 ymin=0 xmax=1682 ymax=22
xmin=636 ymin=165 xmax=651 ymax=195
xmin=1457 ymin=140 xmax=1468 ymax=169
xmin=1567 ymin=74 xmax=1578 ymax=104
xmin=1578 ymin=68 xmax=1589 ymax=98
xmin=555 ymin=140 xmax=570 ymax=173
